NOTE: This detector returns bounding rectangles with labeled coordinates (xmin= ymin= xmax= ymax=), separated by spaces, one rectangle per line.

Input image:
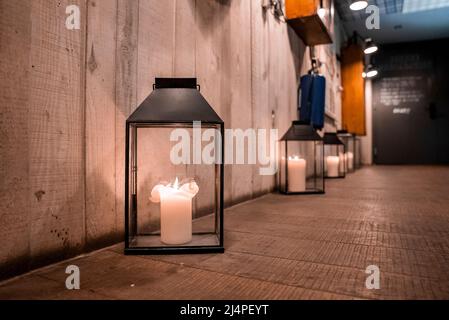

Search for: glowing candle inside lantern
xmin=287 ymin=156 xmax=306 ymax=192
xmin=150 ymin=178 xmax=199 ymax=245
xmin=326 ymin=156 xmax=340 ymax=177
xmin=346 ymin=152 xmax=354 ymax=171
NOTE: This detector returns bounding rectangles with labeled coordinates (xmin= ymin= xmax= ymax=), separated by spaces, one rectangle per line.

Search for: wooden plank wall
xmin=1 ymin=0 xmax=87 ymax=278
xmin=0 ymin=0 xmax=337 ymax=279
xmin=0 ymin=0 xmax=33 ymax=277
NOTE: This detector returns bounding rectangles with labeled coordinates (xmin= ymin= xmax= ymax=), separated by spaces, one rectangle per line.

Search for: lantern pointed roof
xmin=127 ymin=78 xmax=223 ymax=124
xmin=280 ymin=121 xmax=322 ymax=141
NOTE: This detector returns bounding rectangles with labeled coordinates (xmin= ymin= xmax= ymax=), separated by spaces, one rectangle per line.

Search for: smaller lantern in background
xmin=279 ymin=121 xmax=325 ymax=194
xmin=337 ymin=130 xmax=356 ymax=173
xmin=323 ymin=132 xmax=346 ymax=179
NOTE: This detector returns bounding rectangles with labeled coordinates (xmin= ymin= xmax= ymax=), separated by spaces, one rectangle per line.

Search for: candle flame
xmin=173 ymin=177 xmax=179 ymax=189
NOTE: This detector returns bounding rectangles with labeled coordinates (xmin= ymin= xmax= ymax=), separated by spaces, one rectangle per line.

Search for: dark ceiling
xmin=336 ymin=0 xmax=404 ymax=21
xmin=335 ymin=0 xmax=449 ymax=44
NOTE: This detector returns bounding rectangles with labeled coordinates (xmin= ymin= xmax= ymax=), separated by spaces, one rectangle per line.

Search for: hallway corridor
xmin=1 ymin=166 xmax=449 ymax=300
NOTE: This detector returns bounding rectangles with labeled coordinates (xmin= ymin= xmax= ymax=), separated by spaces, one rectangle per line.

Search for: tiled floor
xmin=1 ymin=166 xmax=449 ymax=300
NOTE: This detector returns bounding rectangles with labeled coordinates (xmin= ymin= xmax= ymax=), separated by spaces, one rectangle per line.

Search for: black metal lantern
xmin=323 ymin=132 xmax=346 ymax=179
xmin=279 ymin=121 xmax=325 ymax=194
xmin=125 ymin=78 xmax=224 ymax=254
xmin=337 ymin=130 xmax=356 ymax=173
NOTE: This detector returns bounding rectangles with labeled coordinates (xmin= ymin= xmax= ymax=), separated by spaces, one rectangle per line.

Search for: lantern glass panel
xmin=127 ymin=123 xmax=222 ymax=250
xmin=323 ymin=133 xmax=346 ymax=179
xmin=337 ymin=131 xmax=356 ymax=173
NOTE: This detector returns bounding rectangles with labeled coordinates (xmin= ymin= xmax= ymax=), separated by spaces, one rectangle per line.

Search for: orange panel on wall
xmin=285 ymin=0 xmax=318 ymax=18
xmin=341 ymin=44 xmax=366 ymax=136
xmin=285 ymin=0 xmax=333 ymax=46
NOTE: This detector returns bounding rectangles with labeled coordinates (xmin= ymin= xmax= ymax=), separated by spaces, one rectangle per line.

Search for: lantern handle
xmin=152 ymin=83 xmax=200 ymax=91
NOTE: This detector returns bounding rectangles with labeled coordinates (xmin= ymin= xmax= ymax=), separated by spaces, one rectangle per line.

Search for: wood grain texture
xmin=115 ymin=0 xmax=139 ymax=237
xmin=28 ymin=0 xmax=86 ymax=266
xmin=250 ymin=1 xmax=271 ymax=196
xmin=85 ymin=0 xmax=118 ymax=249
xmin=0 ymin=0 xmax=32 ymax=278
xmin=4 ymin=166 xmax=449 ymax=299
xmin=251 ymin=3 xmax=276 ymax=196
xmin=268 ymin=10 xmax=289 ymax=193
xmin=137 ymin=0 xmax=175 ymax=103
xmin=195 ymin=0 xmax=232 ymax=206
xmin=229 ymin=0 xmax=253 ymax=204
xmin=174 ymin=0 xmax=196 ymax=77
xmin=252 ymin=2 xmax=304 ymax=197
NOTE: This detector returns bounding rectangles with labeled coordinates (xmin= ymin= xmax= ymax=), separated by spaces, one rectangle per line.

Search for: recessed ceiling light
xmin=363 ymin=65 xmax=378 ymax=78
xmin=350 ymin=1 xmax=368 ymax=11
xmin=366 ymin=70 xmax=378 ymax=78
xmin=364 ymin=39 xmax=378 ymax=54
xmin=364 ymin=46 xmax=378 ymax=54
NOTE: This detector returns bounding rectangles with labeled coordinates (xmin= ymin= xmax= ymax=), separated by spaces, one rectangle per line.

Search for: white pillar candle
xmin=346 ymin=152 xmax=354 ymax=171
xmin=326 ymin=156 xmax=340 ymax=177
xmin=287 ymin=156 xmax=306 ymax=192
xmin=150 ymin=178 xmax=199 ymax=245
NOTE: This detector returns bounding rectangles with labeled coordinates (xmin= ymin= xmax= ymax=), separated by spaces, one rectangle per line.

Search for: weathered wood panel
xmin=0 ymin=0 xmax=32 ymax=278
xmin=85 ymin=0 xmax=118 ymax=249
xmin=28 ymin=0 xmax=86 ymax=266
xmin=174 ymin=0 xmax=196 ymax=77
xmin=267 ymin=12 xmax=293 ymax=194
xmin=195 ymin=0 xmax=232 ymax=207
xmin=137 ymin=0 xmax=175 ymax=103
xmin=251 ymin=2 xmax=271 ymax=196
xmin=229 ymin=0 xmax=253 ymax=204
xmin=115 ymin=0 xmax=139 ymax=236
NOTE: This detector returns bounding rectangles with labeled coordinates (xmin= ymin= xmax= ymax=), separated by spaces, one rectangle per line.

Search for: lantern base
xmin=124 ymin=246 xmax=225 ymax=255
xmin=125 ymin=233 xmax=224 ymax=255
xmin=280 ymin=189 xmax=325 ymax=195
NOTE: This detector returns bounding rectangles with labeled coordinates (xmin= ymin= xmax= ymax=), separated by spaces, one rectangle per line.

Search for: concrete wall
xmin=0 ymin=0 xmax=341 ymax=280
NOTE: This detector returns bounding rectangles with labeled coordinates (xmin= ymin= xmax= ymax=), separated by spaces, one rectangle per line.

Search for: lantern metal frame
xmin=279 ymin=121 xmax=325 ymax=195
xmin=337 ymin=130 xmax=356 ymax=173
xmin=323 ymin=132 xmax=346 ymax=179
xmin=124 ymin=78 xmax=224 ymax=255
